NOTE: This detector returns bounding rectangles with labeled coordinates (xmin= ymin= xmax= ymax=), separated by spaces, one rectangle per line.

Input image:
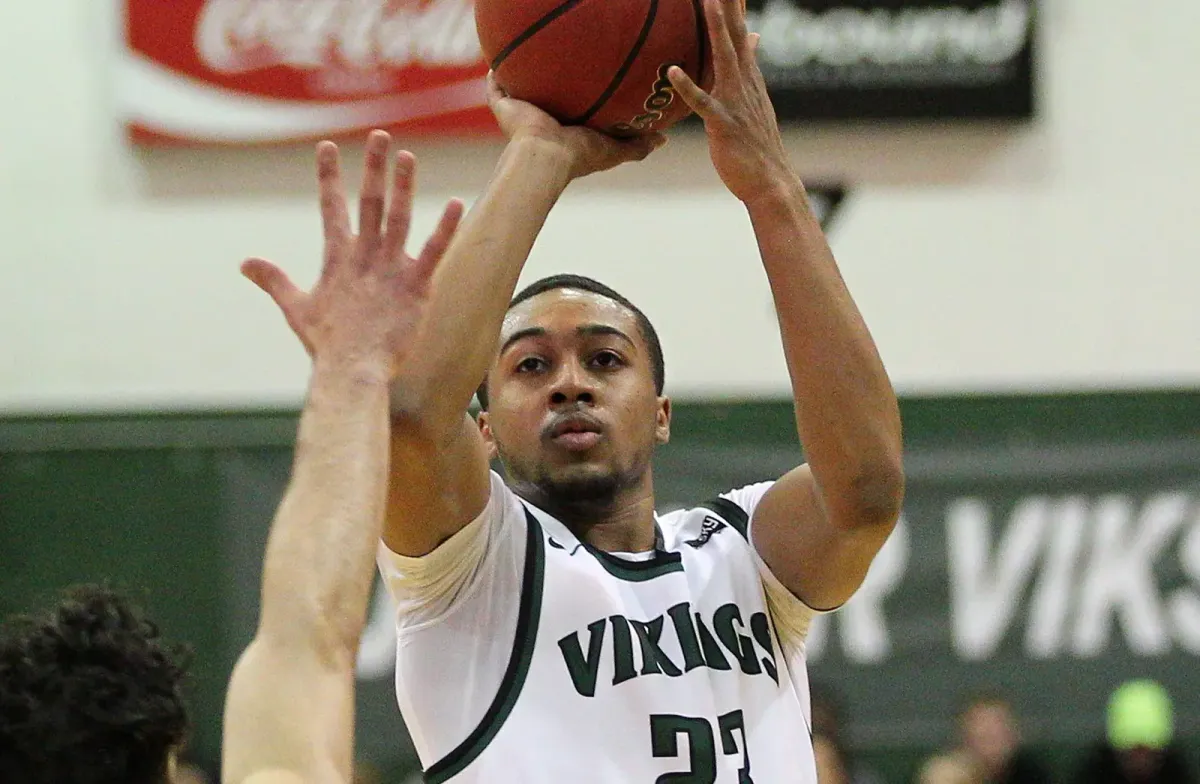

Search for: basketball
xmin=475 ymin=0 xmax=712 ymax=136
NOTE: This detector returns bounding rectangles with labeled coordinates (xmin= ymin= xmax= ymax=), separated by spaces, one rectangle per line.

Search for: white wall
xmin=1 ymin=1 xmax=1197 ymax=412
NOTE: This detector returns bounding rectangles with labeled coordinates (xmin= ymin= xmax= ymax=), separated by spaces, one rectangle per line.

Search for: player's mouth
xmin=545 ymin=413 xmax=605 ymax=452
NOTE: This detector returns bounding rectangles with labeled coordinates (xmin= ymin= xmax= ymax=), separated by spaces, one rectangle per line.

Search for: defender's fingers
xmin=242 ymin=257 xmax=303 ymax=315
xmin=242 ymin=259 xmax=315 ymax=353
xmin=357 ymin=130 xmax=391 ymax=252
xmin=383 ymin=150 xmax=417 ymax=263
xmin=411 ymin=198 xmax=466 ymax=286
xmin=316 ymin=142 xmax=350 ymax=245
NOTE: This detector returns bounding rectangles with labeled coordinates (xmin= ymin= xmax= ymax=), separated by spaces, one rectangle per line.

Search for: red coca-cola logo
xmin=122 ymin=0 xmax=495 ymax=144
xmin=196 ymin=0 xmax=481 ymax=75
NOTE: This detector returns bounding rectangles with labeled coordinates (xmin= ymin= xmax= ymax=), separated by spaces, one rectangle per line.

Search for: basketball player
xmin=221 ymin=148 xmax=465 ymax=784
xmin=0 ymin=585 xmax=192 ymax=783
xmin=253 ymin=0 xmax=903 ymax=781
xmin=0 ymin=150 xmax=461 ymax=784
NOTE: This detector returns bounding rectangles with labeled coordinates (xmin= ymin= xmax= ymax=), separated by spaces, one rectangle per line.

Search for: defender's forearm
xmin=257 ymin=358 xmax=391 ymax=657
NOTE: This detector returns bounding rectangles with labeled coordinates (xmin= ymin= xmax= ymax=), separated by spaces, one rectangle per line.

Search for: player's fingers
xmin=412 ymin=198 xmax=466 ymax=287
xmin=485 ymin=71 xmax=515 ymax=132
xmin=667 ymin=66 xmax=718 ymax=118
xmin=704 ymin=0 xmax=738 ymax=84
xmin=631 ymin=132 xmax=668 ymax=159
xmin=746 ymin=33 xmax=770 ymax=90
xmin=316 ymin=142 xmax=350 ymax=247
xmin=486 ymin=70 xmax=508 ymax=103
xmin=383 ymin=150 xmax=416 ymax=263
xmin=726 ymin=0 xmax=752 ymax=59
xmin=357 ymin=130 xmax=391 ymax=256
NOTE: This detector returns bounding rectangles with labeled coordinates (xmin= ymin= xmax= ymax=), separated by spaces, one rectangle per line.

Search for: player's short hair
xmin=476 ymin=274 xmax=665 ymax=410
xmin=0 ymin=585 xmax=191 ymax=784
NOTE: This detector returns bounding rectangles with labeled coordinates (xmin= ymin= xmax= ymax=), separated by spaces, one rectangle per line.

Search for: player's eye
xmin=515 ymin=356 xmax=548 ymax=373
xmin=589 ymin=350 xmax=624 ymax=369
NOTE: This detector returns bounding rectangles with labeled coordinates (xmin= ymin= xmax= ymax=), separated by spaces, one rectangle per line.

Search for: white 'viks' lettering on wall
xmin=949 ymin=492 xmax=1200 ymax=661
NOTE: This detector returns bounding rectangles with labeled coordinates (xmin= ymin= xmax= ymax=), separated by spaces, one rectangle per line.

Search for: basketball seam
xmin=564 ymin=0 xmax=660 ymax=125
xmin=489 ymin=0 xmax=589 ymax=71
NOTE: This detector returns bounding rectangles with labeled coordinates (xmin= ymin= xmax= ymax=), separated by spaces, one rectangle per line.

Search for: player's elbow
xmin=836 ymin=458 xmax=905 ymax=531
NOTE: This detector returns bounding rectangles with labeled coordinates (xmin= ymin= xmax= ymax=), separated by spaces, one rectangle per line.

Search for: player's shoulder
xmin=657 ymin=496 xmax=751 ymax=551
xmin=657 ymin=481 xmax=778 ymax=550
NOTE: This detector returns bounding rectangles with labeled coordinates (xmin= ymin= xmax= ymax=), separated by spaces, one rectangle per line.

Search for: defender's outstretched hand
xmin=666 ymin=0 xmax=792 ymax=204
xmin=486 ymin=72 xmax=666 ymax=180
xmin=243 ymin=131 xmax=465 ymax=377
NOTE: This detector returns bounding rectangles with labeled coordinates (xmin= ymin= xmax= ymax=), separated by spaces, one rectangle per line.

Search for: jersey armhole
xmin=422 ymin=508 xmax=547 ymax=783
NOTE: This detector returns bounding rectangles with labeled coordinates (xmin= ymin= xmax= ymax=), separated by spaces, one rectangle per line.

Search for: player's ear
xmin=655 ymin=397 xmax=671 ymax=445
xmin=477 ymin=410 xmax=500 ymax=460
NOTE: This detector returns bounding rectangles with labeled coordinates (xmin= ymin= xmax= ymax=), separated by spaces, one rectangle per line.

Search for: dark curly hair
xmin=0 ymin=585 xmax=191 ymax=784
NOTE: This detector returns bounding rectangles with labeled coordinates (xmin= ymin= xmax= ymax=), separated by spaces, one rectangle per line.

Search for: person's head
xmin=1107 ymin=679 xmax=1174 ymax=782
xmin=957 ymin=691 xmax=1020 ymax=775
xmin=476 ymin=275 xmax=668 ymax=518
xmin=0 ymin=585 xmax=191 ymax=784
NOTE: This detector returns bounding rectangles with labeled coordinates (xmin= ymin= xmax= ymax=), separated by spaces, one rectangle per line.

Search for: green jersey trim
xmin=580 ymin=540 xmax=684 ymax=582
xmin=424 ymin=508 xmax=546 ymax=783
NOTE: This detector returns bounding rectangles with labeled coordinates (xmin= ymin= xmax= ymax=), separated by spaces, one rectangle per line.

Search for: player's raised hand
xmin=242 ymin=131 xmax=464 ymax=378
xmin=666 ymin=0 xmax=793 ymax=204
xmin=486 ymin=71 xmax=667 ymax=179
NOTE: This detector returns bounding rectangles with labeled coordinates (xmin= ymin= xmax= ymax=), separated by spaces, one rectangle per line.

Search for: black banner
xmin=747 ymin=0 xmax=1036 ymax=120
xmin=651 ymin=438 xmax=1200 ymax=749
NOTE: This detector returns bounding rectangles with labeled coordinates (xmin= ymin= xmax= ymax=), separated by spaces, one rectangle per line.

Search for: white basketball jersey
xmin=395 ymin=482 xmax=819 ymax=784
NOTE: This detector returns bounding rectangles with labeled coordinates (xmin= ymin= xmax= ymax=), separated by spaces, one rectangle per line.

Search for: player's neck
xmin=572 ymin=492 xmax=658 ymax=554
xmin=520 ymin=478 xmax=658 ymax=553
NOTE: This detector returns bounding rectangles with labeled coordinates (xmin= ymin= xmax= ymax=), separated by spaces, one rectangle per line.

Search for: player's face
xmin=479 ymin=289 xmax=669 ymax=507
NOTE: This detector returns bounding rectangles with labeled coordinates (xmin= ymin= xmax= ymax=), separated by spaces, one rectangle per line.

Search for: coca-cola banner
xmin=119 ymin=0 xmax=494 ymax=144
xmin=746 ymin=0 xmax=1037 ymax=120
xmin=118 ymin=0 xmax=1035 ymax=146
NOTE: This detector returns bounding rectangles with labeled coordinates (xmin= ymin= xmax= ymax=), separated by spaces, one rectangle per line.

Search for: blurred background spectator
xmin=917 ymin=692 xmax=1050 ymax=784
xmin=812 ymin=681 xmax=886 ymax=784
xmin=1070 ymin=680 xmax=1196 ymax=784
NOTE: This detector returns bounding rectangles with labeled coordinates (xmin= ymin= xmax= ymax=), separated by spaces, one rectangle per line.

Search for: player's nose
xmin=548 ymin=360 xmax=597 ymax=406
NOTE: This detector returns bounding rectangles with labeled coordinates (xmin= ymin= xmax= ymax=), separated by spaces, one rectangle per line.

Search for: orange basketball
xmin=475 ymin=0 xmax=712 ymax=136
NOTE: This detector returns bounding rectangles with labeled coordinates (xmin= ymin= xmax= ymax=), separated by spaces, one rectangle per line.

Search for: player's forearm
xmin=748 ymin=176 xmax=904 ymax=529
xmin=392 ymin=136 xmax=573 ymax=430
xmin=257 ymin=358 xmax=391 ymax=657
